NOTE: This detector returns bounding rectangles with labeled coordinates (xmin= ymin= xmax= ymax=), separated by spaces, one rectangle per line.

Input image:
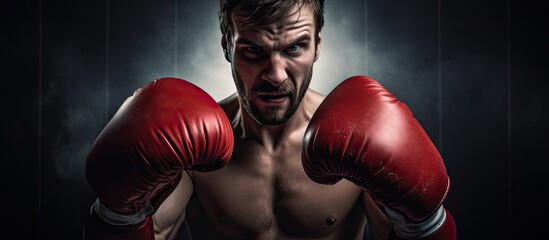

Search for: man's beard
xmin=232 ymin=67 xmax=313 ymax=125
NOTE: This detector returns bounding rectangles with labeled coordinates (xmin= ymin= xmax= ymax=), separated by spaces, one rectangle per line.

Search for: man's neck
xmin=236 ymin=89 xmax=319 ymax=150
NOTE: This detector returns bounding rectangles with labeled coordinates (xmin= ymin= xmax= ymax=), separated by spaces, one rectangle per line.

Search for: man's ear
xmin=222 ymin=35 xmax=231 ymax=63
xmin=314 ymin=32 xmax=322 ymax=62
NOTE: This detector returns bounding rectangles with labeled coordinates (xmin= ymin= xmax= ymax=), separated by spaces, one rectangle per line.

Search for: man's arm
xmin=363 ymin=191 xmax=392 ymax=240
xmin=153 ymin=171 xmax=194 ymax=240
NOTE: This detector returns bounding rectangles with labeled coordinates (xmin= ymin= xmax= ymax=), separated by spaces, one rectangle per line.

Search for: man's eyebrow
xmin=235 ymin=34 xmax=312 ymax=50
xmin=293 ymin=35 xmax=311 ymax=43
xmin=284 ymin=35 xmax=312 ymax=48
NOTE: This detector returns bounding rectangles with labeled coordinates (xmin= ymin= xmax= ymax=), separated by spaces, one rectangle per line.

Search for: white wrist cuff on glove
xmin=384 ymin=205 xmax=446 ymax=240
xmin=92 ymin=198 xmax=154 ymax=227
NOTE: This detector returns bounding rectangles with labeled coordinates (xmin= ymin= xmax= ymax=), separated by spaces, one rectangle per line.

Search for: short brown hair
xmin=218 ymin=0 xmax=325 ymax=40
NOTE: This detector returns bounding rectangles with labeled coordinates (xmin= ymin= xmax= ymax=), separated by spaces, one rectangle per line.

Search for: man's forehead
xmin=231 ymin=4 xmax=315 ymax=35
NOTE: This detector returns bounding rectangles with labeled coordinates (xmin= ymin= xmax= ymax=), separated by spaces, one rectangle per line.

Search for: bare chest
xmin=187 ymin=143 xmax=366 ymax=239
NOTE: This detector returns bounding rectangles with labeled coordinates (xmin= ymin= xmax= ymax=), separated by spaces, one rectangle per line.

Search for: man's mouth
xmin=257 ymin=93 xmax=289 ymax=103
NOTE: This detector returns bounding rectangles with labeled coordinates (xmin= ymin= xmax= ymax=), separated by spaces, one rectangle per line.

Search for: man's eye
xmin=245 ymin=46 xmax=262 ymax=54
xmin=285 ymin=44 xmax=303 ymax=54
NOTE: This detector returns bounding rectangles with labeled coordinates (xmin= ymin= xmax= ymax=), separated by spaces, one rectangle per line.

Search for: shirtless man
xmin=84 ymin=1 xmax=456 ymax=239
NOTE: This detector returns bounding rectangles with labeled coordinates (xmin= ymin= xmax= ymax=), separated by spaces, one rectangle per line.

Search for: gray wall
xmin=2 ymin=0 xmax=547 ymax=239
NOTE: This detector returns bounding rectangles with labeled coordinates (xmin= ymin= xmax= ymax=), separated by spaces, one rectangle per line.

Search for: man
xmin=84 ymin=0 xmax=456 ymax=239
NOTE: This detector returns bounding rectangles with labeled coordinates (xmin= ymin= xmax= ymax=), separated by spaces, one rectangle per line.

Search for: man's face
xmin=225 ymin=5 xmax=321 ymax=125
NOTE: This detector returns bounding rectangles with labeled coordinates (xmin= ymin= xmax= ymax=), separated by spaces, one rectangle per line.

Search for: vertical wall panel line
xmin=438 ymin=0 xmax=443 ymax=154
xmin=175 ymin=0 xmax=178 ymax=76
xmin=38 ymin=0 xmax=43 ymax=238
xmin=506 ymin=0 xmax=513 ymax=238
xmin=364 ymin=0 xmax=368 ymax=75
xmin=105 ymin=0 xmax=110 ymax=122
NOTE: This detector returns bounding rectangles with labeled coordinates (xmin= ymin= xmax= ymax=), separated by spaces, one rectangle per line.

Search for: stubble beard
xmin=232 ymin=66 xmax=313 ymax=125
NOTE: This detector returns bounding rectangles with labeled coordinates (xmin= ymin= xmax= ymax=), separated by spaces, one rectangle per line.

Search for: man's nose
xmin=261 ymin=54 xmax=288 ymax=86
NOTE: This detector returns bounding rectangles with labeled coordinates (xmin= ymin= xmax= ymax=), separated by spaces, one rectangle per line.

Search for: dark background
xmin=2 ymin=0 xmax=548 ymax=239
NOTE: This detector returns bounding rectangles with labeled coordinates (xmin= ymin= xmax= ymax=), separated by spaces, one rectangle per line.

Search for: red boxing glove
xmin=302 ymin=76 xmax=455 ymax=239
xmin=84 ymin=78 xmax=234 ymax=239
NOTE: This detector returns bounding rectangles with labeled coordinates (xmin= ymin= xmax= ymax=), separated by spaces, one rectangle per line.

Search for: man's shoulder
xmin=307 ymin=89 xmax=325 ymax=106
xmin=305 ymin=89 xmax=326 ymax=116
xmin=217 ymin=92 xmax=240 ymax=123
